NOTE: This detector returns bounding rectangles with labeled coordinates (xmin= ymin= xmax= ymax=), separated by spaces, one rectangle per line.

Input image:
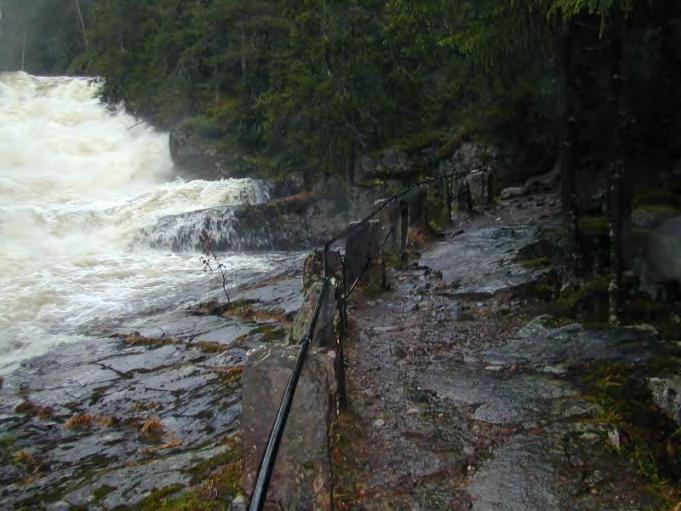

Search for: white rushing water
xmin=0 ymin=72 xmax=278 ymax=373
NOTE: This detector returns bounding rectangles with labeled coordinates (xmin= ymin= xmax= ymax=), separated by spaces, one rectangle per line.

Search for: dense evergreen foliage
xmin=0 ymin=0 xmax=91 ymax=73
xmin=3 ymin=0 xmax=680 ymax=189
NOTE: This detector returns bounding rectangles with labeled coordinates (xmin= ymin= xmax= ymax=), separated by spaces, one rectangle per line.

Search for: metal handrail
xmin=248 ymin=277 xmax=330 ymax=511
xmin=247 ymin=172 xmax=457 ymax=510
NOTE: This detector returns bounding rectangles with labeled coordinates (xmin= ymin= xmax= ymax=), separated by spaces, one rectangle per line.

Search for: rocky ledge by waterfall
xmin=137 ymin=182 xmax=382 ymax=253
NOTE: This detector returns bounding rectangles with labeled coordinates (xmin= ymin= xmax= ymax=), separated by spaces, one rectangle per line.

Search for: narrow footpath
xmin=334 ymin=193 xmax=660 ymax=511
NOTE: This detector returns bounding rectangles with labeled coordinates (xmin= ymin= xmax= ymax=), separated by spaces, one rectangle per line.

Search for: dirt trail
xmin=334 ymin=193 xmax=658 ymax=511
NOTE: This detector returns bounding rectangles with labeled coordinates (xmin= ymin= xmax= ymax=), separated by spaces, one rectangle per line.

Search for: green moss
xmin=152 ymin=493 xmax=230 ymax=511
xmin=626 ymin=294 xmax=681 ymax=341
xmin=132 ymin=448 xmax=245 ymax=511
xmin=187 ymin=450 xmax=240 ymax=484
xmin=133 ymin=485 xmax=184 ymax=511
xmin=645 ymin=354 xmax=681 ymax=375
xmin=553 ymin=276 xmax=610 ymax=320
xmin=580 ymin=215 xmax=610 ymax=236
xmin=256 ymin=325 xmax=285 ymax=342
xmin=384 ymin=254 xmax=401 ymax=269
xmin=0 ymin=434 xmax=15 ymax=464
xmin=633 ymin=186 xmax=681 ymax=209
xmin=92 ymin=484 xmax=115 ymax=503
xmin=633 ymin=204 xmax=680 ymax=216
xmin=357 ymin=278 xmax=385 ymax=299
xmin=518 ymin=256 xmax=551 ymax=269
xmin=577 ymin=362 xmax=681 ymax=501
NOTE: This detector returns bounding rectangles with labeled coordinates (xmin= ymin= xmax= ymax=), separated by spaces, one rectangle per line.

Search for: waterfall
xmin=0 ymin=72 xmax=278 ymax=373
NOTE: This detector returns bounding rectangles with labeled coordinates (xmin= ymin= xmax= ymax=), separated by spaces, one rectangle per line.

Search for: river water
xmin=0 ymin=72 xmax=287 ymax=373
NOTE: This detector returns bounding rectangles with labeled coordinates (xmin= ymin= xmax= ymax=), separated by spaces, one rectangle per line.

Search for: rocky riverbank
xmin=0 ymin=265 xmax=305 ymax=510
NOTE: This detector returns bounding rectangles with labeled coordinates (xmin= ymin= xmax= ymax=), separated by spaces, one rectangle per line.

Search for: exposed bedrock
xmin=138 ymin=184 xmax=386 ymax=253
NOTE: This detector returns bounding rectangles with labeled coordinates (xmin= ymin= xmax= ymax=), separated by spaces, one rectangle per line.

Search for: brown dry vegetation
xmin=217 ymin=365 xmax=244 ymax=385
xmin=195 ymin=341 xmax=228 ymax=354
xmin=140 ymin=417 xmax=165 ymax=442
xmin=14 ymin=400 xmax=54 ymax=420
xmin=122 ymin=333 xmax=176 ymax=347
xmin=223 ymin=304 xmax=288 ymax=323
xmin=12 ymin=450 xmax=37 ymax=469
xmin=64 ymin=414 xmax=97 ymax=430
xmin=139 ymin=436 xmax=183 ymax=457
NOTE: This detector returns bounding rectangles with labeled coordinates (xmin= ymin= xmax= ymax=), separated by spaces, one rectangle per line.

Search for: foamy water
xmin=0 ymin=72 xmax=277 ymax=373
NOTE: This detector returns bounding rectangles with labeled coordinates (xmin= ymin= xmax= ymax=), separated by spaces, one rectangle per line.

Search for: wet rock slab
xmin=0 ymin=271 xmax=303 ymax=509
xmin=419 ymin=226 xmax=549 ymax=296
xmin=419 ymin=363 xmax=579 ymax=426
xmin=478 ymin=316 xmax=660 ymax=371
xmin=467 ymin=435 xmax=571 ymax=511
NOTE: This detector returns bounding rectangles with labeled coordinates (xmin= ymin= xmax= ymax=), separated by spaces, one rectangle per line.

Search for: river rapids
xmin=0 ymin=72 xmax=288 ymax=373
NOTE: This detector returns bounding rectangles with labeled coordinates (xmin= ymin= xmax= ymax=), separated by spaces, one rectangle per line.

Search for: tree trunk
xmin=74 ymin=0 xmax=88 ymax=52
xmin=557 ymin=21 xmax=578 ymax=283
xmin=21 ymin=30 xmax=26 ymax=71
xmin=606 ymin=19 xmax=627 ymax=325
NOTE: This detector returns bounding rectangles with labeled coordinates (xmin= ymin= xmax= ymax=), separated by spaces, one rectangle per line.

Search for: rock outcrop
xmin=242 ymin=345 xmax=338 ymax=511
xmin=139 ymin=180 xmax=385 ymax=253
xmin=169 ymin=122 xmax=229 ymax=179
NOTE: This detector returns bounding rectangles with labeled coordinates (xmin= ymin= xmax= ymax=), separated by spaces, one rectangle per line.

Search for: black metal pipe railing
xmin=248 ymin=277 xmax=330 ymax=511
xmin=247 ymin=172 xmax=458 ymax=510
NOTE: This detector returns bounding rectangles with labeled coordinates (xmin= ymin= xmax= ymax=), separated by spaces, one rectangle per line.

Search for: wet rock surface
xmin=0 ymin=269 xmax=304 ymax=510
xmin=336 ymin=193 xmax=660 ymax=510
xmin=242 ymin=345 xmax=338 ymax=511
xmin=140 ymin=185 xmax=381 ymax=253
xmin=419 ymin=225 xmax=550 ymax=296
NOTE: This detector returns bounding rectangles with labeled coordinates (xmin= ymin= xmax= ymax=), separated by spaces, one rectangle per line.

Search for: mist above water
xmin=0 ymin=72 xmax=277 ymax=373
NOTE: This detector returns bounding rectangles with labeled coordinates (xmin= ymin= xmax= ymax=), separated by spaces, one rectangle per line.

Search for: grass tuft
xmin=64 ymin=414 xmax=96 ymax=430
xmin=140 ymin=417 xmax=165 ymax=442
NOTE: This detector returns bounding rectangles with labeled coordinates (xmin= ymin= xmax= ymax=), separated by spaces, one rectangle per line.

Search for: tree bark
xmin=74 ymin=0 xmax=88 ymax=52
xmin=557 ymin=21 xmax=578 ymax=282
xmin=606 ymin=19 xmax=627 ymax=325
xmin=21 ymin=30 xmax=26 ymax=71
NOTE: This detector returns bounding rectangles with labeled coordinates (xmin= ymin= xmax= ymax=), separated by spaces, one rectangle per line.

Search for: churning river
xmin=0 ymin=72 xmax=288 ymax=373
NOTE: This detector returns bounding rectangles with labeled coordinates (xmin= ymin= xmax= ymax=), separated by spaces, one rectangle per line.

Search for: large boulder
xmin=466 ymin=169 xmax=495 ymax=209
xmin=302 ymin=250 xmax=344 ymax=291
xmin=344 ymin=220 xmax=385 ymax=291
xmin=440 ymin=143 xmax=498 ymax=210
xmin=287 ymin=281 xmax=339 ymax=348
xmin=373 ymin=199 xmax=408 ymax=258
xmin=648 ymin=377 xmax=681 ymax=425
xmin=449 ymin=143 xmax=497 ymax=176
xmin=138 ymin=187 xmax=379 ymax=253
xmin=169 ymin=121 xmax=228 ymax=179
xmin=353 ymin=149 xmax=414 ymax=180
xmin=242 ymin=345 xmax=339 ymax=511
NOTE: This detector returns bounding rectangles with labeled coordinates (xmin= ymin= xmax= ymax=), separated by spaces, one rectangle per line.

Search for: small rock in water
xmin=373 ymin=418 xmax=386 ymax=428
